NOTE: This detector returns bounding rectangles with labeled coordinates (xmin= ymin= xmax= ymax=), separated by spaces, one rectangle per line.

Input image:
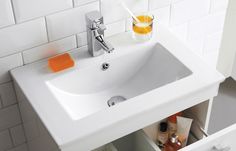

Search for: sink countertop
xmin=11 ymin=25 xmax=225 ymax=151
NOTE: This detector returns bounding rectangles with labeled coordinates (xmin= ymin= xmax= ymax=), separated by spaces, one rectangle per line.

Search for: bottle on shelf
xmin=167 ymin=112 xmax=182 ymax=136
xmin=164 ymin=134 xmax=182 ymax=151
xmin=157 ymin=122 xmax=169 ymax=149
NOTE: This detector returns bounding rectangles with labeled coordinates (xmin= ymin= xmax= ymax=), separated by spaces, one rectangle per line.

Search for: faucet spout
xmin=94 ymin=32 xmax=114 ymax=53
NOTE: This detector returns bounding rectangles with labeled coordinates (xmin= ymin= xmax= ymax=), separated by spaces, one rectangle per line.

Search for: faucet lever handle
xmin=86 ymin=11 xmax=105 ymax=29
xmin=98 ymin=24 xmax=106 ymax=31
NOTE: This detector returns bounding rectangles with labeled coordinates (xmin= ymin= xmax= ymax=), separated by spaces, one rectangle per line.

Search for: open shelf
xmin=94 ymin=100 xmax=211 ymax=151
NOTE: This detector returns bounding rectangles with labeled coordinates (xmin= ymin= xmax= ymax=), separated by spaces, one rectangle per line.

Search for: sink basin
xmin=47 ymin=44 xmax=192 ymax=120
xmin=11 ymin=25 xmax=224 ymax=151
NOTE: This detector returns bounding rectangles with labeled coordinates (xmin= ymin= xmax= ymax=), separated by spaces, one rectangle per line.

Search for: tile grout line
xmin=20 ymin=52 xmax=25 ymax=66
xmin=168 ymin=3 xmax=173 ymax=27
xmin=1 ymin=123 xmax=23 ymax=133
xmin=0 ymin=52 xmax=20 ymax=60
xmin=0 ymin=33 xmax=82 ymax=60
xmin=72 ymin=0 xmax=75 ymax=7
xmin=1 ymin=97 xmax=22 ymax=112
xmin=8 ymin=127 xmax=15 ymax=148
xmin=22 ymin=43 xmax=85 ymax=65
xmin=209 ymin=0 xmax=212 ymax=14
xmin=8 ymin=143 xmax=29 ymax=151
xmin=44 ymin=17 xmax=50 ymax=42
xmin=99 ymin=0 xmax=102 ymax=12
xmin=0 ymin=95 xmax=3 ymax=108
xmin=10 ymin=82 xmax=29 ymax=149
xmin=0 ymin=102 xmax=19 ymax=110
xmin=0 ymin=80 xmax=13 ymax=86
xmin=74 ymin=0 xmax=99 ymax=8
xmin=14 ymin=111 xmax=28 ymax=147
xmin=0 ymin=0 xmax=100 ymax=31
xmin=0 ymin=8 xmax=71 ymax=31
xmin=14 ymin=7 xmax=75 ymax=25
xmin=186 ymin=22 xmax=191 ymax=41
xmin=75 ymin=34 xmax=79 ymax=48
xmin=0 ymin=100 xmax=20 ymax=112
xmin=9 ymin=0 xmax=17 ymax=24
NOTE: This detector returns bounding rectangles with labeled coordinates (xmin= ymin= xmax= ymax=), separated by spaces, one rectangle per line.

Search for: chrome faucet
xmin=85 ymin=11 xmax=114 ymax=57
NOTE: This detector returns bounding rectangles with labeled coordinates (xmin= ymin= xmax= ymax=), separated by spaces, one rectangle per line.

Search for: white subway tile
xmin=151 ymin=6 xmax=170 ymax=26
xmin=27 ymin=134 xmax=58 ymax=151
xmin=18 ymin=99 xmax=37 ymax=122
xmin=0 ymin=18 xmax=48 ymax=57
xmin=0 ymin=105 xmax=21 ymax=131
xmin=0 ymin=0 xmax=15 ymax=28
xmin=13 ymin=82 xmax=27 ymax=103
xmin=203 ymin=32 xmax=223 ymax=54
xmin=10 ymin=125 xmax=26 ymax=146
xmin=24 ymin=118 xmax=58 ymax=151
xmin=0 ymin=130 xmax=13 ymax=151
xmin=101 ymin=0 xmax=148 ymax=24
xmin=77 ymin=32 xmax=87 ymax=47
xmin=187 ymin=12 xmax=226 ymax=56
xmin=24 ymin=119 xmax=40 ymax=141
xmin=187 ymin=36 xmax=205 ymax=56
xmin=171 ymin=0 xmax=211 ymax=25
xmin=105 ymin=20 xmax=126 ymax=37
xmin=149 ymin=0 xmax=171 ymax=10
xmin=0 ymin=82 xmax=17 ymax=107
xmin=46 ymin=2 xmax=99 ymax=41
xmin=12 ymin=0 xmax=73 ymax=22
xmin=188 ymin=11 xmax=226 ymax=40
xmin=210 ymin=0 xmax=229 ymax=13
xmin=169 ymin=23 xmax=188 ymax=41
xmin=202 ymin=52 xmax=219 ymax=68
xmin=0 ymin=53 xmax=23 ymax=84
xmin=7 ymin=144 xmax=28 ymax=151
xmin=74 ymin=0 xmax=98 ymax=6
xmin=125 ymin=18 xmax=132 ymax=31
xmin=23 ymin=36 xmax=77 ymax=64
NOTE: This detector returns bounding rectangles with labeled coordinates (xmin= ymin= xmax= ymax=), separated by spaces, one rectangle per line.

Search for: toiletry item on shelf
xmin=157 ymin=122 xmax=169 ymax=149
xmin=48 ymin=53 xmax=74 ymax=72
xmin=168 ymin=112 xmax=182 ymax=136
xmin=176 ymin=116 xmax=193 ymax=147
xmin=164 ymin=134 xmax=182 ymax=151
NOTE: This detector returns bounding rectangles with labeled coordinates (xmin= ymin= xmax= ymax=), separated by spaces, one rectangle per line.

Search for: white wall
xmin=217 ymin=0 xmax=236 ymax=79
xmin=0 ymin=0 xmax=228 ymax=150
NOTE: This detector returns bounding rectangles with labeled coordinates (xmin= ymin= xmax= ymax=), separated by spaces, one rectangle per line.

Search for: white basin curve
xmin=47 ymin=43 xmax=192 ymax=120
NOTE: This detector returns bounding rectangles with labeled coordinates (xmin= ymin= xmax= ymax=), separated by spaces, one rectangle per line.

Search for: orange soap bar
xmin=48 ymin=53 xmax=74 ymax=72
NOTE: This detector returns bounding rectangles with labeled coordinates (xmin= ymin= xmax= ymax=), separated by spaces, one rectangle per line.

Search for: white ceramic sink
xmin=47 ymin=43 xmax=192 ymax=120
xmin=11 ymin=25 xmax=224 ymax=151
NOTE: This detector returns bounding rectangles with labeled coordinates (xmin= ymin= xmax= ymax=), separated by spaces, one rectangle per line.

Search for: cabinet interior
xmin=94 ymin=100 xmax=211 ymax=151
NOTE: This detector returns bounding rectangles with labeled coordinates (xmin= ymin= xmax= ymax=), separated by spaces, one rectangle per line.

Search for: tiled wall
xmin=14 ymin=83 xmax=59 ymax=151
xmin=0 ymin=0 xmax=228 ymax=151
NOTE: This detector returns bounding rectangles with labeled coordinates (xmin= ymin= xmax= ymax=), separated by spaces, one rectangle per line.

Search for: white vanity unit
xmin=11 ymin=25 xmax=227 ymax=151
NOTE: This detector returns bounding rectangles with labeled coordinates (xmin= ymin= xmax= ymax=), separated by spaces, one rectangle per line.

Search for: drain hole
xmin=107 ymin=96 xmax=127 ymax=107
xmin=102 ymin=63 xmax=109 ymax=71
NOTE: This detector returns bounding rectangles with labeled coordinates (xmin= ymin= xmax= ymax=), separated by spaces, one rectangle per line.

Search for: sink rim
xmin=11 ymin=25 xmax=224 ymax=151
